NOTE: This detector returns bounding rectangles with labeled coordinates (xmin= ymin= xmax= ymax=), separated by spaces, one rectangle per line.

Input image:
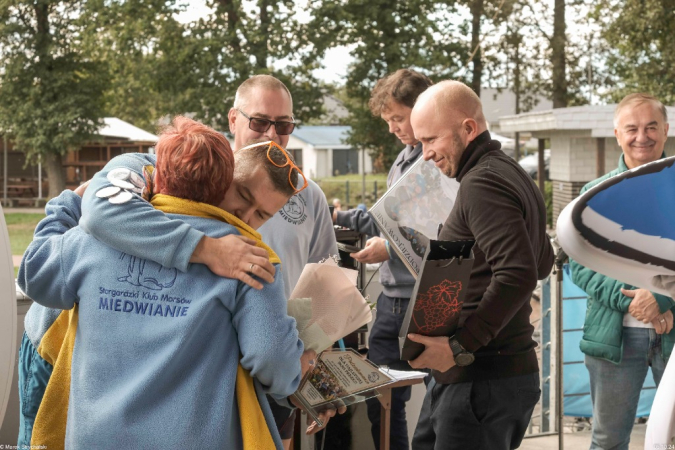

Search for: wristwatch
xmin=448 ymin=336 xmax=475 ymax=366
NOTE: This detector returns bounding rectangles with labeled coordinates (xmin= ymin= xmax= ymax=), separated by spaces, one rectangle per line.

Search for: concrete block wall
xmin=549 ymin=133 xmax=596 ymax=183
xmin=551 ymin=180 xmax=587 ymax=227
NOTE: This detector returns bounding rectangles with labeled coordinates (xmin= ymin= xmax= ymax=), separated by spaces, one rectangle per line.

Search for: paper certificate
xmin=292 ymin=349 xmax=395 ymax=426
xmin=370 ymin=157 xmax=460 ymax=278
xmin=297 ymin=350 xmax=393 ymax=406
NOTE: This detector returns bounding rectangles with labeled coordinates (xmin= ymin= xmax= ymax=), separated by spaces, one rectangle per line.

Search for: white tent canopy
xmin=99 ymin=118 xmax=158 ymax=142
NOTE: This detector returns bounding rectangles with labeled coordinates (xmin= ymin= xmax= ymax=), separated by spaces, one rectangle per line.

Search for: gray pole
xmin=554 ymin=253 xmax=565 ymax=449
xmin=361 ymin=148 xmax=366 ymax=204
xmin=3 ymin=135 xmax=7 ymax=206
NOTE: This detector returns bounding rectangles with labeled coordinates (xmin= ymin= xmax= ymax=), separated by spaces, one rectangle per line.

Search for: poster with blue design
xmin=370 ymin=158 xmax=460 ymax=278
xmin=557 ymin=155 xmax=675 ymax=295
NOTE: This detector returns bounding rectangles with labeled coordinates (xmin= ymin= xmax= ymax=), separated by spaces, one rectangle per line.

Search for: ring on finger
xmin=249 ymin=263 xmax=255 ymax=273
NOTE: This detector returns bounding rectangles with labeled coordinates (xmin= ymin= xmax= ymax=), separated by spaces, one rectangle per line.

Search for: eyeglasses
xmin=237 ymin=109 xmax=296 ymax=136
xmin=240 ymin=140 xmax=308 ymax=194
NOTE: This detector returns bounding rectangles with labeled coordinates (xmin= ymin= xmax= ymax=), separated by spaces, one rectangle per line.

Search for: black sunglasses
xmin=237 ymin=108 xmax=296 ymax=136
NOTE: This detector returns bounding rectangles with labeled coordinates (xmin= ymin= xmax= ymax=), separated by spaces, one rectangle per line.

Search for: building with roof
xmin=481 ymin=87 xmax=553 ymax=135
xmin=62 ymin=117 xmax=157 ymax=189
xmin=286 ymin=125 xmax=372 ymax=179
xmin=0 ymin=117 xmax=156 ymax=205
xmin=499 ymin=105 xmax=675 ymax=224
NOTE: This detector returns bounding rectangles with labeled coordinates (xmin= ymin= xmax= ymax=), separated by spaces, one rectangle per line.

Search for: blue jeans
xmin=367 ymin=293 xmax=412 ymax=450
xmin=585 ymin=327 xmax=666 ymax=450
xmin=17 ymin=333 xmax=53 ymax=448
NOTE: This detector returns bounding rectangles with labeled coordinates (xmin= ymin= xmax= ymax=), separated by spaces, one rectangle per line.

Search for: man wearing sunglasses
xmin=225 ymin=75 xmax=336 ymax=303
xmin=76 ymin=75 xmax=338 ymax=447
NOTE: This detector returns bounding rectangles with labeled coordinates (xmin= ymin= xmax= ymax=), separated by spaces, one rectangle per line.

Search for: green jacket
xmin=570 ymin=153 xmax=675 ymax=363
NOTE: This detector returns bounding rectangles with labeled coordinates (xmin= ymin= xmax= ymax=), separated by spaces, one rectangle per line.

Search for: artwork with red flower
xmin=411 ymin=279 xmax=463 ymax=334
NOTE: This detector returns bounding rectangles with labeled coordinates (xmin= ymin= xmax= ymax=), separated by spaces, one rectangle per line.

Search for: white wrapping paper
xmin=288 ymin=258 xmax=372 ymax=353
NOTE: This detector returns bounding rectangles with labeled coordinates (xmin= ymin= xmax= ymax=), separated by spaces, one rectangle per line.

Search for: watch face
xmin=455 ymin=352 xmax=475 ymax=366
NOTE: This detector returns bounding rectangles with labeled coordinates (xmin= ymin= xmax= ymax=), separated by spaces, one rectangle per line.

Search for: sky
xmin=173 ymin=0 xmax=602 ymax=100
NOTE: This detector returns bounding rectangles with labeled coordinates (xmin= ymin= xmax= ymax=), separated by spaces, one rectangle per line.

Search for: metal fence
xmin=523 ymin=263 xmax=657 ymax=444
xmin=314 ymin=179 xmax=386 ymax=209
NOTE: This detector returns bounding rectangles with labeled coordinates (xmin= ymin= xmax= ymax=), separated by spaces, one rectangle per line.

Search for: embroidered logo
xmin=279 ymin=193 xmax=307 ymax=225
xmin=118 ymin=253 xmax=177 ymax=291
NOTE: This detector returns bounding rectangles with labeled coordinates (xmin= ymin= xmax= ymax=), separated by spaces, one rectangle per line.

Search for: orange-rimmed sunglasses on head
xmin=240 ymin=140 xmax=308 ymax=194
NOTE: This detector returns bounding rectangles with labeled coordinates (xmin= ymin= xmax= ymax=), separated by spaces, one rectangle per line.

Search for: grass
xmin=315 ymin=173 xmax=388 ymax=208
xmin=5 ymin=213 xmax=44 ymax=256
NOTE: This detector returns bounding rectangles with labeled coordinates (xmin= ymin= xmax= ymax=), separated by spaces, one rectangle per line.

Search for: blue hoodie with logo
xmin=19 ymin=190 xmax=303 ymax=449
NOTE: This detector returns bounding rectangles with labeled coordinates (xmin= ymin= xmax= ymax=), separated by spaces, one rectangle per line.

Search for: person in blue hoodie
xmin=19 ymin=74 xmax=338 ymax=450
xmin=18 ymin=117 xmax=306 ymax=449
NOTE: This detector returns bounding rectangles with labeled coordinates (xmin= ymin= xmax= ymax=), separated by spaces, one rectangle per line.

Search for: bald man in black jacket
xmin=408 ymin=80 xmax=554 ymax=450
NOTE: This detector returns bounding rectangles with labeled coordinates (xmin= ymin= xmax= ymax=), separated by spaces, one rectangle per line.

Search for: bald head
xmin=415 ymin=80 xmax=487 ymax=129
xmin=411 ymin=80 xmax=488 ymax=178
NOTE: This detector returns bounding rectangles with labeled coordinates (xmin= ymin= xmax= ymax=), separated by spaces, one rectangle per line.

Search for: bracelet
xmin=384 ymin=240 xmax=394 ymax=259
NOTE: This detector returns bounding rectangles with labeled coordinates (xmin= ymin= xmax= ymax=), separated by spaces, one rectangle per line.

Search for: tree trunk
xmin=470 ymin=0 xmax=484 ymax=97
xmin=45 ymin=152 xmax=66 ymax=199
xmin=255 ymin=0 xmax=270 ymax=70
xmin=217 ymin=0 xmax=242 ymax=53
xmin=551 ymin=0 xmax=566 ymax=108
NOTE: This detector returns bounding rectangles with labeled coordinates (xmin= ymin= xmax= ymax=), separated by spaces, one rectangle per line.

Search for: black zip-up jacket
xmin=435 ymin=130 xmax=554 ymax=384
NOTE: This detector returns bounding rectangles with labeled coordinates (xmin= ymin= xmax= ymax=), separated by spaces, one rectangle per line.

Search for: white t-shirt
xmin=258 ymin=178 xmax=338 ymax=298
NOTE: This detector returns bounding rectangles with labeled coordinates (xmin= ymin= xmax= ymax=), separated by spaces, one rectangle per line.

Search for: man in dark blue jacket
xmin=333 ymin=68 xmax=432 ymax=450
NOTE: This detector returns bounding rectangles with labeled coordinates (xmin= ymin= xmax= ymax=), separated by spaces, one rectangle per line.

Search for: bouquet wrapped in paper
xmin=288 ymin=258 xmax=372 ymax=353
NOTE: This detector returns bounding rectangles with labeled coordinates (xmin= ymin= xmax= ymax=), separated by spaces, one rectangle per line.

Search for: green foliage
xmin=0 ymin=1 xmax=108 ymax=163
xmin=595 ymin=0 xmax=675 ymax=104
xmin=488 ymin=0 xmax=550 ymax=113
xmin=0 ymin=0 xmax=329 ymax=170
xmin=307 ymin=0 xmax=469 ymax=169
xmin=111 ymin=0 xmax=326 ymax=130
xmin=544 ymin=180 xmax=552 ymax=228
xmin=78 ymin=0 xmax=186 ymax=131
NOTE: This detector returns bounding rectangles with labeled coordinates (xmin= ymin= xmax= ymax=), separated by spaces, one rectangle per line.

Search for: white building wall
xmin=286 ymin=135 xmax=372 ymax=178
xmin=568 ymin=136 xmax=598 ymax=182
xmin=549 ymin=133 xmax=570 ymax=181
xmin=549 ymin=131 xmax=599 ymax=182
xmin=360 ymin=149 xmax=373 ymax=174
xmin=325 ymin=148 xmax=333 ymax=178
xmin=303 ymin=145 xmax=318 ymax=179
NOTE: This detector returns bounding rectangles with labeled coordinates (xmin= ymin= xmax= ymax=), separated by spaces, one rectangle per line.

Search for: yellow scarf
xmin=32 ymin=307 xmax=78 ymax=450
xmin=151 ymin=194 xmax=279 ymax=449
xmin=150 ymin=194 xmax=280 ymax=264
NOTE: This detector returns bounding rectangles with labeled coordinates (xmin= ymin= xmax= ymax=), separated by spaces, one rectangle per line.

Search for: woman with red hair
xmin=153 ymin=116 xmax=234 ymax=206
xmin=19 ymin=116 xmax=305 ymax=449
